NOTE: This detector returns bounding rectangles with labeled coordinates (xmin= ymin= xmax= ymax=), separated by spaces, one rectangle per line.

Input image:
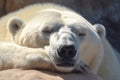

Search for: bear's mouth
xmin=56 ymin=62 xmax=75 ymax=67
xmin=46 ymin=45 xmax=76 ymax=67
xmin=54 ymin=58 xmax=75 ymax=67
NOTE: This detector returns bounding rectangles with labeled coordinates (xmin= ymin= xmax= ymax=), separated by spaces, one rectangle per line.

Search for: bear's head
xmin=7 ymin=10 xmax=106 ymax=72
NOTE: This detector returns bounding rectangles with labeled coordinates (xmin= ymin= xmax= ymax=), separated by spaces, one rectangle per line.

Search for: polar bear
xmin=0 ymin=3 xmax=120 ymax=80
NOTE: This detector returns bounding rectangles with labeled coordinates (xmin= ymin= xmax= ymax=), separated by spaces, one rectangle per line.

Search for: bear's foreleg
xmin=0 ymin=42 xmax=53 ymax=71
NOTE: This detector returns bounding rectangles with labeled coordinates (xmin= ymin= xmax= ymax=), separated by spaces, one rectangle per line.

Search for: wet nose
xmin=57 ymin=45 xmax=76 ymax=59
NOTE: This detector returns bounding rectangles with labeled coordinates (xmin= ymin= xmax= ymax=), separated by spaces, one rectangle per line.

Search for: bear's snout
xmin=57 ymin=45 xmax=76 ymax=59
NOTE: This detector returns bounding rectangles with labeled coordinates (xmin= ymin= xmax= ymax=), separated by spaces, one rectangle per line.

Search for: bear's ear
xmin=93 ymin=24 xmax=106 ymax=38
xmin=7 ymin=17 xmax=25 ymax=36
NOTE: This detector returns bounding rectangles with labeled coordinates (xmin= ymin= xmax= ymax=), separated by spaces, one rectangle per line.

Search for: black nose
xmin=57 ymin=45 xmax=76 ymax=59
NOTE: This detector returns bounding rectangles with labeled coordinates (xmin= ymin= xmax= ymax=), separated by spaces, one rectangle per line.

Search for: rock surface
xmin=0 ymin=69 xmax=103 ymax=80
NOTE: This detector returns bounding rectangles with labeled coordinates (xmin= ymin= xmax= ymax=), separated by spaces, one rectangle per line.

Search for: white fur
xmin=0 ymin=3 xmax=119 ymax=80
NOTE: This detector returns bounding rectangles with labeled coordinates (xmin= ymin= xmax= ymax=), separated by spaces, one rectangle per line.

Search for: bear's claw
xmin=73 ymin=61 xmax=89 ymax=73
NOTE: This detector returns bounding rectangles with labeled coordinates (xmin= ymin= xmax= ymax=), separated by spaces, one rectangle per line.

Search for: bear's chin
xmin=54 ymin=64 xmax=74 ymax=73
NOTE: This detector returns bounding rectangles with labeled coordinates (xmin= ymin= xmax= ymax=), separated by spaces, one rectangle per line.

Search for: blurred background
xmin=0 ymin=0 xmax=120 ymax=52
